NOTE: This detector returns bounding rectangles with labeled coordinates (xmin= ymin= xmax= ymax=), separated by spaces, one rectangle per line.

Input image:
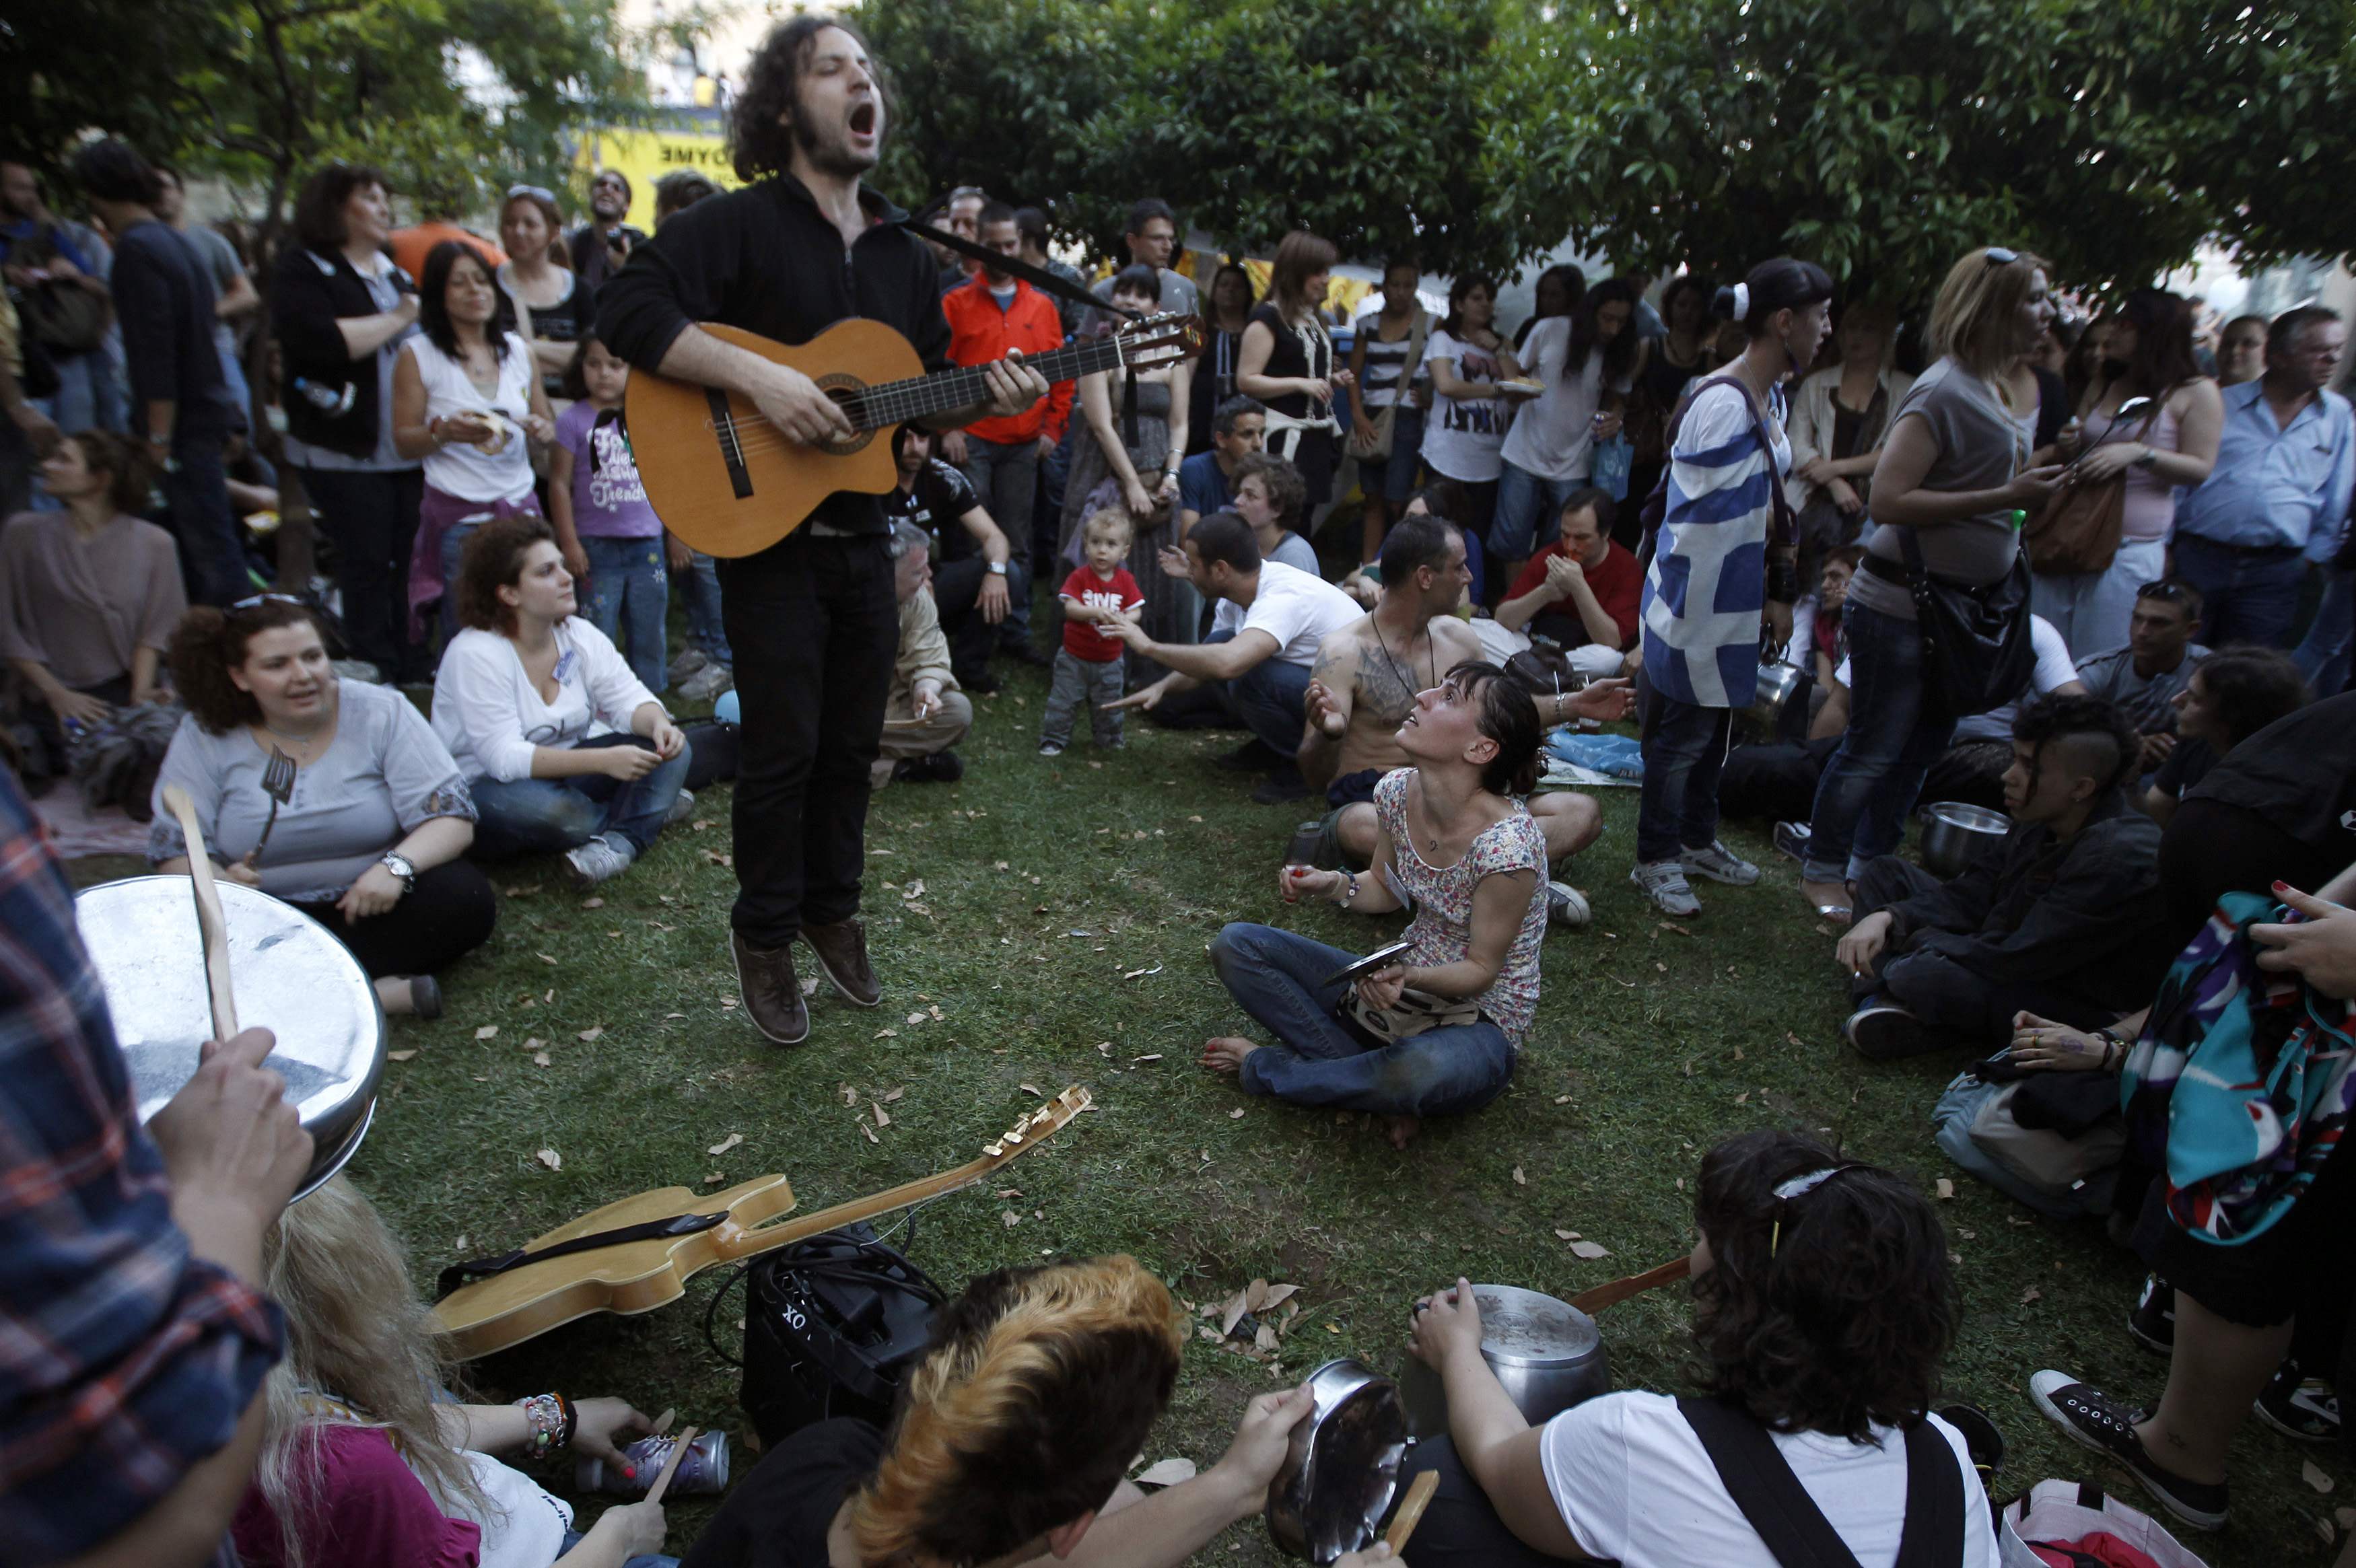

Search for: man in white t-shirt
xmin=1107 ymin=511 xmax=1361 ymax=802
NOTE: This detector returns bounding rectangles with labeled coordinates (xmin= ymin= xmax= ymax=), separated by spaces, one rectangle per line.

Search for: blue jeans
xmin=1492 ymin=458 xmax=1584 ymax=562
xmin=2172 ymin=534 xmax=2307 ymax=649
xmin=163 ymin=433 xmax=252 ymax=606
xmin=581 ymin=534 xmax=670 ymax=693
xmin=558 ymin=1530 xmax=675 ymax=1568
xmin=1635 ymin=684 xmax=1732 ymax=864
xmin=1206 ymin=629 xmax=1312 ymax=760
xmin=2296 ymin=565 xmax=2354 ymax=699
xmin=1211 ymin=923 xmax=1516 ymax=1118
xmin=683 ymin=549 xmax=732 ymax=665
xmin=1803 ymin=600 xmax=1956 ymax=882
xmin=469 ymin=737 xmax=689 ymax=858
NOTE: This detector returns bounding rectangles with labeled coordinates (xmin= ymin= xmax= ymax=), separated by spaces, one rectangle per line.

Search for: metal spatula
xmin=246 ymin=746 xmax=297 ymax=867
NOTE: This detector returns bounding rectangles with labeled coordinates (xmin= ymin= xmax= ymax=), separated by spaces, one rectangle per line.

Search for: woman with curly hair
xmin=1404 ymin=1129 xmax=1997 ymax=1566
xmin=147 ymin=595 xmax=493 ymax=1015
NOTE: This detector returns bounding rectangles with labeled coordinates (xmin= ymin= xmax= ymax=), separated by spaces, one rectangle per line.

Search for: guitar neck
xmin=848 ymin=336 xmax=1132 ymax=431
xmin=716 ymin=1158 xmax=995 ymax=1262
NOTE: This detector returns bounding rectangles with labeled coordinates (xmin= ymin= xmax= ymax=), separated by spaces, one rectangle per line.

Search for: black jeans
xmin=932 ymin=555 xmax=1027 ymax=685
xmin=717 ymin=530 xmax=897 ymax=947
xmin=287 ymin=859 xmax=497 ymax=978
xmin=1854 ymin=855 xmax=2118 ymax=1043
xmin=163 ymin=431 xmax=250 ymax=607
xmin=300 ymin=466 xmax=427 ymax=681
xmin=1393 ymin=1435 xmax=1566 ymax=1568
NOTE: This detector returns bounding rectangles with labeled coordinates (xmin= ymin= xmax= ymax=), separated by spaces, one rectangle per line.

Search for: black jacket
xmin=596 ymin=175 xmax=950 ymax=538
xmin=270 ymin=244 xmax=414 ymax=460
xmin=1887 ymin=791 xmax=2168 ymax=1008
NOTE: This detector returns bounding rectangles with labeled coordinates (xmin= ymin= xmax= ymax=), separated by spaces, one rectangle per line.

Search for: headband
xmin=1731 ymin=281 xmax=1752 ymax=320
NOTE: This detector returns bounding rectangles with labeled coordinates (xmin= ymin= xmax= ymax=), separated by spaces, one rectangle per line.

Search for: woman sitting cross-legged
xmin=149 ymin=596 xmax=494 ymax=1018
xmin=431 ymin=513 xmax=688 ymax=889
xmin=1205 ymin=660 xmax=1548 ymax=1149
xmin=1399 ymin=1129 xmax=1999 ymax=1567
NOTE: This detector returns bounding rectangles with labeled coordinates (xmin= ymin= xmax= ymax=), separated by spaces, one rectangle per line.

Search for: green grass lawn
xmin=127 ymin=658 xmax=2351 ymax=1565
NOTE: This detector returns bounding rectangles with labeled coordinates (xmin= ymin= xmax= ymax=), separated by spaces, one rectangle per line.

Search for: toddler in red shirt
xmin=1041 ymin=509 xmax=1143 ymax=756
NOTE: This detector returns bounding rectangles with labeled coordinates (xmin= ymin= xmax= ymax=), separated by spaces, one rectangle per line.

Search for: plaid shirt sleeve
xmin=0 ymin=768 xmax=284 ymax=1565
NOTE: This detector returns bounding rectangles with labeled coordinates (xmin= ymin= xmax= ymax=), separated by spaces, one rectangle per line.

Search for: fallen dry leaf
xmin=872 ymin=1102 xmax=891 ymax=1129
xmin=884 ymin=1086 xmax=906 ymax=1102
xmin=1512 ymin=1166 xmax=1527 ymax=1186
xmin=1134 ymin=1458 xmax=1197 ymax=1487
xmin=1554 ymin=1094 xmax=1571 ymax=1104
xmin=532 ymin=1050 xmax=552 ymax=1067
xmin=2021 ymin=1286 xmax=2042 ymax=1305
xmin=1228 ymin=1107 xmax=1246 ymax=1119
xmin=1735 ymin=1090 xmax=1750 ymax=1104
xmin=859 ymin=1121 xmax=879 ymax=1143
xmin=907 ymin=1010 xmax=928 ymax=1025
xmin=1123 ymin=964 xmax=1164 ymax=980
xmin=577 ymin=1026 xmax=604 ymax=1043
xmin=704 ymin=1170 xmax=726 ymax=1183
xmin=388 ymin=1048 xmax=418 ymax=1062
xmin=1569 ymin=1240 xmax=1612 ymax=1260
xmin=1935 ymin=1178 xmax=1955 ymax=1201
xmin=903 ymin=879 xmax=926 ymax=900
xmin=1658 ymin=921 xmax=1692 ymax=936
xmin=536 ymin=952 xmax=558 ymax=966
xmin=996 ymin=1187 xmax=1023 ymax=1199
xmin=535 ymin=1148 xmax=562 ymax=1170
xmin=801 ymin=976 xmax=821 ymax=996
xmin=582 ymin=896 xmax=604 ymax=909
xmin=475 ymin=1024 xmax=499 ymax=1040
xmin=2306 ymin=1460 xmax=2337 ymax=1494
xmin=1554 ymin=1228 xmax=1580 ymax=1241
xmin=1002 ymin=1209 xmax=1023 ymax=1228
xmin=1261 ymin=1283 xmax=1301 ymax=1311
xmin=1255 ymin=1322 xmax=1281 ymax=1352
xmin=874 ymin=1027 xmax=898 ymax=1039
xmin=708 ymin=1132 xmax=745 ymax=1156
xmin=1019 ymin=1082 xmax=1043 ymax=1097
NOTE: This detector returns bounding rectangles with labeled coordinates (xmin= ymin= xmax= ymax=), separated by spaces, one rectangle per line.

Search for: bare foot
xmin=1202 ymin=1036 xmax=1259 ymax=1075
xmin=1802 ymin=879 xmax=1854 ymax=923
xmin=376 ymin=976 xmax=416 ymax=1016
xmin=1385 ymin=1114 xmax=1422 ymax=1149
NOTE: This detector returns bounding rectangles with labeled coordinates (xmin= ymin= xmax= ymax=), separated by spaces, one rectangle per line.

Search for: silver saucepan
xmin=1266 ymin=1358 xmax=1412 ymax=1563
xmin=1397 ymin=1283 xmax=1612 ymax=1439
xmin=1916 ymin=801 xmax=2010 ymax=879
xmin=76 ymin=876 xmax=388 ymax=1201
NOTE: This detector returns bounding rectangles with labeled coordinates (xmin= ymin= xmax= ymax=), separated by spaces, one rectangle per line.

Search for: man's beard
xmin=792 ymin=110 xmax=878 ymax=180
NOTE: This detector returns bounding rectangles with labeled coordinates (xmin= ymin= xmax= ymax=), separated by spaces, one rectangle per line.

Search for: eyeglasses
xmin=1983 ymin=246 xmax=2020 ymax=266
xmin=229 ymin=592 xmax=305 ymax=614
xmin=506 ymin=184 xmax=557 ymax=205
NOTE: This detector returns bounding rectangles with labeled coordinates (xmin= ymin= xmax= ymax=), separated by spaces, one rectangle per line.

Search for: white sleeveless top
xmin=403 ymin=332 xmax=538 ymax=503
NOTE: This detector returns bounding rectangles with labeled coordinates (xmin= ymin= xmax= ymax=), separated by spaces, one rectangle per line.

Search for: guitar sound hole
xmin=814 ymin=373 xmax=876 ymax=457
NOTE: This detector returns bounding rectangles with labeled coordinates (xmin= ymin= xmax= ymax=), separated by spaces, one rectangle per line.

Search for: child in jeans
xmin=549 ymin=335 xmax=669 ymax=692
xmin=1041 ymin=508 xmax=1142 ymax=756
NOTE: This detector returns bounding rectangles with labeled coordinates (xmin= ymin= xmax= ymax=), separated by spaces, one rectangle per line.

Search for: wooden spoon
xmin=1385 ymin=1468 xmax=1441 ymax=1554
xmin=644 ymin=1425 xmax=697 ymax=1505
xmin=160 ymin=783 xmax=238 ymax=1040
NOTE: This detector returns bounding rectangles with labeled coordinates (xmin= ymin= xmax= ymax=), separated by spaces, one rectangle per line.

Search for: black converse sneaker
xmin=2029 ymin=1370 xmax=2229 ymax=1532
xmin=2126 ymin=1273 xmax=2175 ymax=1355
xmin=2252 ymin=1359 xmax=2341 ymax=1444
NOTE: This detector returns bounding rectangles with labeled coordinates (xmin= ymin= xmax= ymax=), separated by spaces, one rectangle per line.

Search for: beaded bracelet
xmin=515 ymin=1392 xmax=564 ymax=1457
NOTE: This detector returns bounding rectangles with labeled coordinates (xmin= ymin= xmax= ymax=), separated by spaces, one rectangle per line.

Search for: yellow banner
xmin=581 ymin=130 xmax=742 ymax=231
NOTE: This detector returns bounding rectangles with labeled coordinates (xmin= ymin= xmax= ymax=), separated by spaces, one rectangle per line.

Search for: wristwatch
xmin=987 ymin=561 xmax=1008 ymax=576
xmin=378 ymin=851 xmax=417 ymax=894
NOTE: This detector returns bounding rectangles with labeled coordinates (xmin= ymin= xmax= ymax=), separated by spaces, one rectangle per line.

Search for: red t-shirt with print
xmin=1060 ymin=565 xmax=1144 ymax=661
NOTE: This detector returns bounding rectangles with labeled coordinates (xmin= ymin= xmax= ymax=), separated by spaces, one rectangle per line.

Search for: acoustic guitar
xmin=627 ymin=314 xmax=1204 ymax=558
xmin=433 ymin=1086 xmax=1093 ymax=1358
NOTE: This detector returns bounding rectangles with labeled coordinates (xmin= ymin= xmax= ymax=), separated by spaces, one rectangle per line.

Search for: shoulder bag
xmin=10 ymin=229 xmax=108 ymax=357
xmin=2023 ymin=397 xmax=2163 ymax=575
xmin=1677 ymin=1395 xmax=1966 ymax=1568
xmin=1895 ymin=525 xmax=2036 ymax=720
xmin=1347 ymin=308 xmax=1429 ymax=463
xmin=1636 ymin=375 xmax=1799 ymax=603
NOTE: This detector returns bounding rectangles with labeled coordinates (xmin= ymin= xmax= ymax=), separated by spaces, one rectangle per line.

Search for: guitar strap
xmin=899 ymin=213 xmax=1143 ymax=324
xmin=434 ymin=1208 xmax=732 ymax=1301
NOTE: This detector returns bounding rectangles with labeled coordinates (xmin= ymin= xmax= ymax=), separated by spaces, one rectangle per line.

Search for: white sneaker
xmin=1546 ymin=881 xmax=1591 ymax=928
xmin=1630 ymin=860 xmax=1701 ymax=916
xmin=677 ymin=662 xmax=735 ymax=705
xmin=565 ymin=832 xmax=636 ymax=888
xmin=1681 ymin=839 xmax=1760 ymax=886
xmin=667 ymin=647 xmax=710 ymax=684
xmin=1038 ymin=740 xmax=1065 ymax=757
xmin=667 ymin=787 xmax=695 ymax=826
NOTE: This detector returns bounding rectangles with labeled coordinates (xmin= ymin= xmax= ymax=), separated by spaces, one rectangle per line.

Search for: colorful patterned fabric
xmin=1638 ymin=380 xmax=1792 ymax=709
xmin=2121 ymin=890 xmax=2356 ymax=1246
xmin=1371 ymin=767 xmax=1550 ymax=1044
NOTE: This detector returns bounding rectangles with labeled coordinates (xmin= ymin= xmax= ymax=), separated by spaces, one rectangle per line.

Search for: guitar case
xmin=707 ymin=1223 xmax=945 ymax=1446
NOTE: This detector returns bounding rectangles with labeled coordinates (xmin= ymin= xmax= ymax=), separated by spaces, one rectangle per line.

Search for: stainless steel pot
xmin=1916 ymin=801 xmax=2010 ymax=879
xmin=1743 ymin=657 xmax=1807 ymax=736
xmin=77 ymin=876 xmax=388 ymax=1201
xmin=1397 ymin=1284 xmax=1611 ymax=1439
xmin=1266 ymin=1358 xmax=1411 ymax=1563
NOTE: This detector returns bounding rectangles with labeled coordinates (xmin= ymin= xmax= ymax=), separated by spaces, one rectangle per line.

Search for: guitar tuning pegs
xmin=985 ymin=1141 xmax=1006 ymax=1158
xmin=1003 ymin=1127 xmax=1025 ymax=1145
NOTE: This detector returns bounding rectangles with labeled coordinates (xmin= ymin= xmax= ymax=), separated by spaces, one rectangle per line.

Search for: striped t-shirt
xmin=1357 ymin=310 xmax=1428 ymax=410
xmin=1639 ymin=379 xmax=1791 ymax=709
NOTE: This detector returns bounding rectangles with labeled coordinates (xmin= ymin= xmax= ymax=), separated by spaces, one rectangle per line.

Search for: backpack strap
xmin=1676 ymin=1396 xmax=1866 ymax=1568
xmin=1890 ymin=1419 xmax=1968 ymax=1568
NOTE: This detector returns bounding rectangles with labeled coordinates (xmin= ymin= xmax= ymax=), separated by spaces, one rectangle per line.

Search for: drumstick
xmin=160 ymin=784 xmax=239 ymax=1040
xmin=1385 ymin=1469 xmax=1440 ymax=1554
xmin=1570 ymin=1255 xmax=1692 ymax=1315
xmin=645 ymin=1425 xmax=697 ymax=1505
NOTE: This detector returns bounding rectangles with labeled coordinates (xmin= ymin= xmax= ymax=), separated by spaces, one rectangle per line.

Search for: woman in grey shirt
xmin=1799 ymin=249 xmax=2066 ymax=918
xmin=148 ymin=597 xmax=494 ymax=1016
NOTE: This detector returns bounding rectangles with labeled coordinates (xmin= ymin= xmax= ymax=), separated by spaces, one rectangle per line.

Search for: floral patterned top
xmin=1373 ymin=768 xmax=1550 ymax=1044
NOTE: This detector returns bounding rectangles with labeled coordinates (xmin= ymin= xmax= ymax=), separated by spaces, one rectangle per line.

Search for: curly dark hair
xmin=1442 ymin=660 xmax=1540 ymax=797
xmin=1690 ymin=1131 xmax=1954 ymax=1441
xmin=2190 ymin=646 xmax=2311 ymax=750
xmin=65 ymin=430 xmax=156 ymax=515
xmin=456 ymin=514 xmax=558 ymax=635
xmin=168 ymin=599 xmax=331 ymax=735
xmin=2013 ymin=692 xmax=2142 ymax=797
xmin=1232 ymin=450 xmax=1305 ymax=527
xmin=730 ymin=13 xmax=894 ymax=182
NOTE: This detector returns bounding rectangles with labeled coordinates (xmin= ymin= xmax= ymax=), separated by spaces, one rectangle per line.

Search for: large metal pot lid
xmin=1461 ymin=1283 xmax=1602 ymax=1368
xmin=77 ymin=877 xmax=386 ymax=1150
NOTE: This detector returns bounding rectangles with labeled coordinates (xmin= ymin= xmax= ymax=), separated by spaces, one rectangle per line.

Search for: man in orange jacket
xmin=940 ymin=199 xmax=1072 ymax=667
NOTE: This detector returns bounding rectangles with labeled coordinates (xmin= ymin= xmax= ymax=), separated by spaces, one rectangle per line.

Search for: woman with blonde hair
xmin=1798 ymin=248 xmax=2069 ymax=920
xmin=228 ymin=1176 xmax=676 ymax=1568
xmin=1237 ymin=230 xmax=1355 ymax=532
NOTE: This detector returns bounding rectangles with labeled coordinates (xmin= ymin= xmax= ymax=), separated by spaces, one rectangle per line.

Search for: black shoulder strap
xmin=1678 ymin=1397 xmax=1865 ymax=1568
xmin=1890 ymin=1419 xmax=1968 ymax=1568
xmin=900 ymin=213 xmax=1137 ymax=324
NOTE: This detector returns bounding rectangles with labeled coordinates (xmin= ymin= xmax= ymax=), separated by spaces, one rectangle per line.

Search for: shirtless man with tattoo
xmin=1294 ymin=513 xmax=1632 ymax=921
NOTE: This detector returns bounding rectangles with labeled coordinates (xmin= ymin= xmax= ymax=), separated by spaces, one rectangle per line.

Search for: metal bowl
xmin=1266 ymin=1358 xmax=1410 ymax=1563
xmin=1916 ymin=801 xmax=2011 ymax=879
xmin=1743 ymin=658 xmax=1808 ymax=736
xmin=1398 ymin=1283 xmax=1611 ymax=1439
xmin=75 ymin=876 xmax=388 ymax=1201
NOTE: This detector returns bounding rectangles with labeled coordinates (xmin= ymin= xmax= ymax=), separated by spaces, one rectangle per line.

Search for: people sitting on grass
xmin=2137 ymin=644 xmax=2308 ymax=826
xmin=1107 ymin=511 xmax=1364 ymax=804
xmin=1 ymin=430 xmax=186 ymax=784
xmin=2030 ymin=861 xmax=2356 ymax=1536
xmin=686 ymin=1253 xmax=1405 ymax=1568
xmin=1206 ymin=661 xmax=1550 ymax=1147
xmin=1836 ymin=694 xmax=2167 ymax=1059
xmin=431 ymin=515 xmax=689 ymax=888
xmin=1490 ymin=489 xmax=1639 ymax=678
xmin=150 ymin=596 xmax=494 ymax=1018
xmin=228 ymin=1176 xmax=681 ymax=1568
xmin=1229 ymin=450 xmax=1320 ymax=576
xmin=1294 ymin=513 xmax=1628 ymax=925
xmin=871 ymin=522 xmax=972 ymax=787
xmin=2072 ymin=579 xmax=2211 ymax=779
xmin=1041 ymin=507 xmax=1142 ymax=757
xmin=882 ymin=425 xmax=1015 ymax=693
xmin=1399 ymin=1130 xmax=1997 ymax=1568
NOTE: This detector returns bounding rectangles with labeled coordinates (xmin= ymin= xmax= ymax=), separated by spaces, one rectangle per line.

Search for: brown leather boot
xmin=801 ymin=917 xmax=880 ymax=1007
xmin=730 ymin=932 xmax=808 ymax=1046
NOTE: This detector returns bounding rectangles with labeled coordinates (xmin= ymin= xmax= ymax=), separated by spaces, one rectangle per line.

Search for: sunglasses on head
xmin=506 ymin=184 xmax=557 ymax=205
xmin=1982 ymin=246 xmax=2021 ymax=266
xmin=2137 ymin=581 xmax=2192 ymax=603
xmin=230 ymin=592 xmax=306 ymax=614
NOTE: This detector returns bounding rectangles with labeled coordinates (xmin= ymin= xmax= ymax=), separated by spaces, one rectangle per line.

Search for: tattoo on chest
xmin=1357 ymin=643 xmax=1421 ymax=727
